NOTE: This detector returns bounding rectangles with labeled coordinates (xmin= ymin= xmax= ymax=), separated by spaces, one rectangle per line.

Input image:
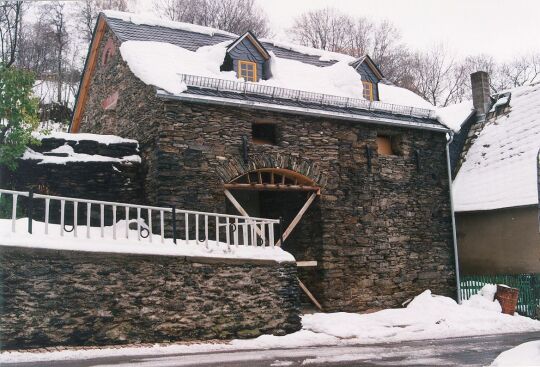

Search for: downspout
xmin=445 ymin=131 xmax=461 ymax=303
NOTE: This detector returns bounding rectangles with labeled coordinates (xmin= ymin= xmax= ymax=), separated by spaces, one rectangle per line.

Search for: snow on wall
xmin=453 ymin=82 xmax=540 ymax=211
xmin=21 ymin=146 xmax=141 ymax=165
xmin=35 ymin=131 xmax=138 ymax=145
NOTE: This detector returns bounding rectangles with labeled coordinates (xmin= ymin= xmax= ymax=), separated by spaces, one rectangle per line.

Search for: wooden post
xmin=275 ymin=192 xmax=317 ymax=246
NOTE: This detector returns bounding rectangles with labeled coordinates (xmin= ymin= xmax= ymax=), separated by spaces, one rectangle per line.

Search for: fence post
xmin=171 ymin=205 xmax=177 ymax=244
xmin=27 ymin=189 xmax=33 ymax=234
xmin=279 ymin=216 xmax=284 ymax=247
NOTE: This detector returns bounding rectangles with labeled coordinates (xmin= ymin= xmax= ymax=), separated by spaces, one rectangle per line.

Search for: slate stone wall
xmin=0 ymin=136 xmax=143 ymax=209
xmin=78 ymin=23 xmax=456 ymax=312
xmin=0 ymin=245 xmax=301 ymax=350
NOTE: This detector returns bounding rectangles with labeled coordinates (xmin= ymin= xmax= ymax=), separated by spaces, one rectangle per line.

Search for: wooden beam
xmin=71 ymin=16 xmax=106 ymax=133
xmin=224 ymin=189 xmax=265 ymax=240
xmin=275 ymin=192 xmax=317 ymax=246
xmin=224 ymin=183 xmax=320 ymax=192
xmin=298 ymin=277 xmax=323 ymax=311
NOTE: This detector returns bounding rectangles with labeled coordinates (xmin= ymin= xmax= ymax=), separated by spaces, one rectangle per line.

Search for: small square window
xmin=252 ymin=123 xmax=277 ymax=145
xmin=238 ymin=60 xmax=257 ymax=82
xmin=376 ymin=134 xmax=402 ymax=156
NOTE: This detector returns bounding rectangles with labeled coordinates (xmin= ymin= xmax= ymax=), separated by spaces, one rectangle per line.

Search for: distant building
xmin=446 ymin=72 xmax=540 ymax=275
xmin=69 ymin=11 xmax=456 ymax=311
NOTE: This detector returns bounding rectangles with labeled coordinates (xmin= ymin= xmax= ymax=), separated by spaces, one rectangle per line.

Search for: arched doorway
xmin=224 ymin=168 xmax=323 ymax=310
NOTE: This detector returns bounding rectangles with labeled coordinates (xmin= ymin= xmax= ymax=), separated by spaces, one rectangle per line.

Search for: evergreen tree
xmin=0 ymin=64 xmax=39 ymax=170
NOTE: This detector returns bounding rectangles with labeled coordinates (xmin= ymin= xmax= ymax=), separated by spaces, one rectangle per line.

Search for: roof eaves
xmin=156 ymin=90 xmax=448 ymax=133
xmin=227 ymin=31 xmax=271 ymax=60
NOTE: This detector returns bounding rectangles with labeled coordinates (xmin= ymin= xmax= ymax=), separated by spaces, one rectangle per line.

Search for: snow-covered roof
xmin=100 ymin=11 xmax=442 ymax=128
xmin=436 ymin=100 xmax=475 ymax=132
xmin=453 ymin=82 xmax=540 ymax=211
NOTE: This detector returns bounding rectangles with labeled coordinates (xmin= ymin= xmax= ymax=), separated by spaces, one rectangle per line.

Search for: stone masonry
xmin=0 ymin=245 xmax=301 ymax=350
xmin=78 ymin=25 xmax=456 ymax=312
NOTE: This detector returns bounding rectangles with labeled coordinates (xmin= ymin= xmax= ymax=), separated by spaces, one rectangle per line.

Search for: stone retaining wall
xmin=0 ymin=246 xmax=301 ymax=350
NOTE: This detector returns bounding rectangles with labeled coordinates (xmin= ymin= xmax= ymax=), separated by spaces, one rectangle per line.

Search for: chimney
xmin=470 ymin=71 xmax=491 ymax=121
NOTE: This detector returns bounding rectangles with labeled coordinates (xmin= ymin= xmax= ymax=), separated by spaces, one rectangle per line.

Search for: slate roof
xmin=452 ymin=82 xmax=540 ymax=211
xmin=103 ymin=14 xmax=445 ymax=129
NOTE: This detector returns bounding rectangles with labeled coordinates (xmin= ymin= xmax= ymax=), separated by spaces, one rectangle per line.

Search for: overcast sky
xmin=136 ymin=0 xmax=540 ymax=61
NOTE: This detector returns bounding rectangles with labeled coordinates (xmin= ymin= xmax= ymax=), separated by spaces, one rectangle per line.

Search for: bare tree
xmin=290 ymin=8 xmax=354 ymax=52
xmin=289 ymin=8 xmax=411 ymax=86
xmin=408 ymin=44 xmax=468 ymax=107
xmin=497 ymin=53 xmax=540 ymax=90
xmin=0 ymin=1 xmax=24 ymax=66
xmin=154 ymin=0 xmax=270 ymax=37
xmin=77 ymin=0 xmax=129 ymax=42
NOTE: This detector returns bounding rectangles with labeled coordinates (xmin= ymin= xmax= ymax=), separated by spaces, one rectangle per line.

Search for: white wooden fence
xmin=0 ymin=188 xmax=281 ymax=249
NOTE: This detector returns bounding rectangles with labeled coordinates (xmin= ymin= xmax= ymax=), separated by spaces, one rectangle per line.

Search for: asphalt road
xmin=4 ymin=332 xmax=540 ymax=367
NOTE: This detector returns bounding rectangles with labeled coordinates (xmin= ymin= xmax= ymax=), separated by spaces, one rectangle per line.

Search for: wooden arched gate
xmin=223 ymin=168 xmax=323 ymax=310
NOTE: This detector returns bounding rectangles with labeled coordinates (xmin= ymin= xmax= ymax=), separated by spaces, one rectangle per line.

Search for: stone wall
xmin=78 ymin=22 xmax=456 ymax=312
xmin=0 ymin=136 xmax=143 ymax=207
xmin=0 ymin=245 xmax=300 ymax=350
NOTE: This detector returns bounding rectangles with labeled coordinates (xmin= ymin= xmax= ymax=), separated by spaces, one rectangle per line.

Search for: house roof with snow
xmin=71 ymin=11 xmax=447 ymax=133
xmin=451 ymin=82 xmax=540 ymax=212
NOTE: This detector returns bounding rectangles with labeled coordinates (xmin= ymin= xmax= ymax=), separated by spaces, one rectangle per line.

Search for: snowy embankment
xmin=0 ymin=218 xmax=295 ymax=262
xmin=2 ymin=288 xmax=539 ymax=364
xmin=491 ymin=340 xmax=540 ymax=366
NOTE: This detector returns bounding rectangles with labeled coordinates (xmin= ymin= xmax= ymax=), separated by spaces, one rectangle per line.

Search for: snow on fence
xmin=178 ymin=73 xmax=436 ymax=119
xmin=0 ymin=188 xmax=281 ymax=249
xmin=461 ymin=274 xmax=540 ymax=318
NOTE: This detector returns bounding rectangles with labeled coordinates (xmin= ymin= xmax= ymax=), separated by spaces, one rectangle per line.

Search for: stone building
xmin=69 ymin=11 xmax=457 ymax=312
xmin=446 ymin=72 xmax=540 ymax=275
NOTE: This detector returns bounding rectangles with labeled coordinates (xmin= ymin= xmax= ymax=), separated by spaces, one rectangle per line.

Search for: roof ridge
xmin=102 ymin=10 xmax=238 ymax=37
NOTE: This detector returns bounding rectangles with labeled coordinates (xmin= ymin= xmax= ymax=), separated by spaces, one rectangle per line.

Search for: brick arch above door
xmin=216 ymin=153 xmax=327 ymax=189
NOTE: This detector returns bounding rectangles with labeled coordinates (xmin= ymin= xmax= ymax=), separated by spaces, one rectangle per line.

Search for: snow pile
xmin=261 ymin=39 xmax=356 ymax=63
xmin=260 ymin=54 xmax=366 ymax=99
xmin=120 ymin=40 xmax=237 ymax=95
xmin=0 ymin=218 xmax=295 ymax=262
xmin=2 ymin=289 xmax=540 ymax=364
xmin=453 ymin=82 xmax=540 ymax=211
xmin=462 ymin=284 xmax=502 ymax=312
xmin=378 ymin=83 xmax=434 ymax=110
xmin=301 ymin=290 xmax=540 ymax=343
xmin=103 ymin=10 xmax=236 ymax=37
xmin=22 ymin=145 xmax=141 ymax=165
xmin=33 ymin=131 xmax=138 ymax=145
xmin=491 ymin=340 xmax=540 ymax=366
xmin=436 ymin=100 xmax=474 ymax=132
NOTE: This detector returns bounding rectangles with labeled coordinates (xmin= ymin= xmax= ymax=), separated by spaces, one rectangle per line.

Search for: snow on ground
xmin=33 ymin=80 xmax=77 ymax=107
xmin=1 ymin=289 xmax=539 ymax=364
xmin=436 ymin=99 xmax=474 ymax=132
xmin=491 ymin=340 xmax=540 ymax=366
xmin=22 ymin=145 xmax=141 ymax=165
xmin=453 ymin=82 xmax=540 ymax=211
xmin=462 ymin=284 xmax=502 ymax=312
xmin=0 ymin=218 xmax=295 ymax=262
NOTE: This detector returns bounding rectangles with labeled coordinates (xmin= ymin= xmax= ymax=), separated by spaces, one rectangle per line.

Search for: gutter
xmin=446 ymin=132 xmax=461 ymax=303
xmin=157 ymin=90 xmax=450 ymax=133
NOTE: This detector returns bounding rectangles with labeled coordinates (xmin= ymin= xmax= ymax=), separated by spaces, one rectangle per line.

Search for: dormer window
xmin=238 ymin=60 xmax=257 ymax=82
xmin=362 ymin=81 xmax=374 ymax=101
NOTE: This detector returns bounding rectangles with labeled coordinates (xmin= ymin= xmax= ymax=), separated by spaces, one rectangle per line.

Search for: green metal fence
xmin=461 ymin=274 xmax=540 ymax=318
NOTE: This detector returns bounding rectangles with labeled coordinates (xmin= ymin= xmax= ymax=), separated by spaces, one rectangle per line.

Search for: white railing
xmin=0 ymin=189 xmax=281 ymax=249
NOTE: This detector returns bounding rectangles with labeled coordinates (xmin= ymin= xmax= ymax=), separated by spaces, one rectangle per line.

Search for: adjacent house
xmin=445 ymin=72 xmax=540 ymax=275
xmin=69 ymin=11 xmax=457 ymax=312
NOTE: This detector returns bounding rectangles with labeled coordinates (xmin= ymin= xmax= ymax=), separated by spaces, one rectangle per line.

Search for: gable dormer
xmin=351 ymin=55 xmax=384 ymax=101
xmin=221 ymin=31 xmax=270 ymax=82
